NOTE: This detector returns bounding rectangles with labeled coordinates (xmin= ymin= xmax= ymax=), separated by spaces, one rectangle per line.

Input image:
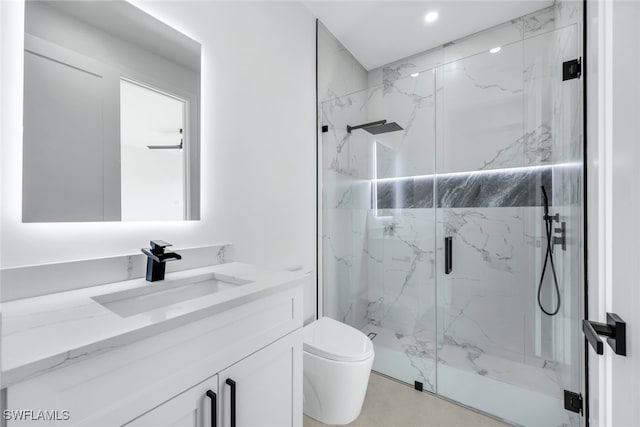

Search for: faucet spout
xmin=141 ymin=240 xmax=182 ymax=282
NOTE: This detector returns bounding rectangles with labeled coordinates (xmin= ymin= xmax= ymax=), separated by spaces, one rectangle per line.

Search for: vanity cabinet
xmin=218 ymin=333 xmax=301 ymax=427
xmin=5 ymin=282 xmax=304 ymax=427
xmin=126 ymin=376 xmax=218 ymax=427
xmin=123 ymin=331 xmax=301 ymax=427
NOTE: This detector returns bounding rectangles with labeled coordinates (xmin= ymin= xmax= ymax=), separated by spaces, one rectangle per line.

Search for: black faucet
xmin=141 ymin=240 xmax=182 ymax=282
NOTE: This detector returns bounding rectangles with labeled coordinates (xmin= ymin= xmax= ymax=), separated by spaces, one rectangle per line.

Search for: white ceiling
xmin=302 ymin=1 xmax=555 ymax=70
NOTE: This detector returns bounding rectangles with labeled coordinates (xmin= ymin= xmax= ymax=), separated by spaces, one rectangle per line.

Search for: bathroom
xmin=0 ymin=0 xmax=638 ymax=426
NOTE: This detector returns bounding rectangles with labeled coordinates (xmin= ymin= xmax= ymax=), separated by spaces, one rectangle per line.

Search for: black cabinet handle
xmin=206 ymin=390 xmax=217 ymax=427
xmin=445 ymin=236 xmax=453 ymax=274
xmin=226 ymin=378 xmax=236 ymax=427
xmin=583 ymin=312 xmax=626 ymax=356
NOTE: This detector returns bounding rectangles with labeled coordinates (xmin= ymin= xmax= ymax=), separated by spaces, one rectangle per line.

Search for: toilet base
xmin=303 ymin=350 xmax=374 ymax=425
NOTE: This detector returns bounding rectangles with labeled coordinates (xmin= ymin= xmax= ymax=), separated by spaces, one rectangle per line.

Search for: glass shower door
xmin=434 ymin=24 xmax=582 ymax=427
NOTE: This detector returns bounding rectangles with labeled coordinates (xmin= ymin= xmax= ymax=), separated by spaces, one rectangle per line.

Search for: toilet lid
xmin=303 ymin=317 xmax=374 ymax=362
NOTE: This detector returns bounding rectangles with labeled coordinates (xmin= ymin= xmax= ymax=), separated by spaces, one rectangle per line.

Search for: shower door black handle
xmin=583 ymin=313 xmax=626 ymax=356
xmin=445 ymin=237 xmax=453 ymax=274
xmin=226 ymin=378 xmax=236 ymax=427
xmin=206 ymin=390 xmax=217 ymax=427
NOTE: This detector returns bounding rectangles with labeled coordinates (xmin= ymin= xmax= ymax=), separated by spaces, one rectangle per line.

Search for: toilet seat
xmin=303 ymin=317 xmax=374 ymax=363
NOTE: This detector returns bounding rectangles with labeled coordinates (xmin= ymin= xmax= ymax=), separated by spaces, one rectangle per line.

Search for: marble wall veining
xmin=376 ymin=167 xmax=554 ymax=210
xmin=320 ymin=2 xmax=583 ymax=426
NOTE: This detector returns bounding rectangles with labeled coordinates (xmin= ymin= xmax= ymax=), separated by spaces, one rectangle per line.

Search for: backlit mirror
xmin=23 ymin=1 xmax=201 ymax=222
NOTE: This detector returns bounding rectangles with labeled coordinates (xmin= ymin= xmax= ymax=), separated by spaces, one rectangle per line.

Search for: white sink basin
xmin=92 ymin=273 xmax=253 ymax=318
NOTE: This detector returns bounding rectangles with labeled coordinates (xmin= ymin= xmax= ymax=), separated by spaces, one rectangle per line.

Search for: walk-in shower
xmin=319 ymin=3 xmax=584 ymax=426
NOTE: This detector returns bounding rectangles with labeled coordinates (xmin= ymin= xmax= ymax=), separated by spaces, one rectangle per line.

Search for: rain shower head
xmin=347 ymin=120 xmax=403 ymax=135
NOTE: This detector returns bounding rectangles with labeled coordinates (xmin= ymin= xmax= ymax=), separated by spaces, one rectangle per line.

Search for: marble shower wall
xmin=367 ymin=70 xmax=438 ymax=359
xmin=320 ymin=2 xmax=583 ymax=418
xmin=434 ymin=10 xmax=582 ymax=411
xmin=433 ymin=5 xmax=581 ymax=424
xmin=368 ymin=1 xmax=582 ymax=87
xmin=318 ymin=22 xmax=371 ymax=328
xmin=522 ymin=19 xmax=582 ymax=397
xmin=372 ymin=4 xmax=581 ymax=403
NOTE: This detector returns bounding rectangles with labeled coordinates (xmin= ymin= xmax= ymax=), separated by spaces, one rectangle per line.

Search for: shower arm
xmin=347 ymin=120 xmax=387 ymax=133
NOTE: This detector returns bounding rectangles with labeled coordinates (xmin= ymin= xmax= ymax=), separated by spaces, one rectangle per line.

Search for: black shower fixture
xmin=538 ymin=185 xmax=565 ymax=316
xmin=347 ymin=120 xmax=403 ymax=135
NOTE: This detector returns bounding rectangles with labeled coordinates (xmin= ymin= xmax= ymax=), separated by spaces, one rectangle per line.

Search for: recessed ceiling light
xmin=489 ymin=46 xmax=501 ymax=54
xmin=410 ymin=72 xmax=420 ymax=77
xmin=424 ymin=11 xmax=439 ymax=23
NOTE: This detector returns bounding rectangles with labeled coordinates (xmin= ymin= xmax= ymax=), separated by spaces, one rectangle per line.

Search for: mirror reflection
xmin=23 ymin=0 xmax=201 ymax=222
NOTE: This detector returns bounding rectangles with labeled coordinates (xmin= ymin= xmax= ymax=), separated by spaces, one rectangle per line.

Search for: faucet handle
xmin=150 ymin=240 xmax=172 ymax=251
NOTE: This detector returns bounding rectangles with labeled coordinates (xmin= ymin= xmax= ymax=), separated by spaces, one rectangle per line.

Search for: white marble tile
xmin=523 ymin=2 xmax=582 ymax=40
xmin=443 ymin=18 xmax=523 ymax=65
xmin=321 ymin=90 xmax=373 ymax=179
xmin=523 ymin=6 xmax=557 ymax=39
xmin=350 ymin=206 xmax=371 ymax=329
xmin=322 ymin=209 xmax=354 ymax=323
xmin=365 ymin=212 xmax=385 ymax=326
xmin=361 ymin=324 xmax=436 ymax=393
xmin=524 ymin=25 xmax=580 ymax=166
xmin=554 ymin=0 xmax=582 ymax=30
xmin=439 ymin=42 xmax=524 ymax=173
xmin=371 ymin=71 xmax=436 ymax=179
xmin=438 ymin=207 xmax=529 ymax=362
xmin=317 ymin=21 xmax=367 ymax=102
xmin=437 ymin=360 xmax=578 ymax=427
xmin=321 ymin=4 xmax=583 ymax=425
xmin=369 ymin=46 xmax=443 ymax=88
xmin=379 ymin=209 xmax=435 ymax=337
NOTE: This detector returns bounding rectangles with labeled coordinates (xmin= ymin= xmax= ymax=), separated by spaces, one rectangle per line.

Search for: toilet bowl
xmin=302 ymin=317 xmax=374 ymax=425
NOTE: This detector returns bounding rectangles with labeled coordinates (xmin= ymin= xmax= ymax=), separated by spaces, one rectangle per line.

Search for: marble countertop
xmin=1 ymin=262 xmax=307 ymax=388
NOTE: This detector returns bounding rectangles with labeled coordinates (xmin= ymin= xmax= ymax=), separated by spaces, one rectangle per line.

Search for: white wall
xmin=0 ymin=1 xmax=317 ymax=321
xmin=587 ymin=1 xmax=640 ymax=426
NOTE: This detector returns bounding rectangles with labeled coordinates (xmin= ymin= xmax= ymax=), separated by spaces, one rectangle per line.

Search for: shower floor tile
xmin=357 ymin=323 xmax=577 ymax=427
xmin=361 ymin=324 xmax=437 ymax=392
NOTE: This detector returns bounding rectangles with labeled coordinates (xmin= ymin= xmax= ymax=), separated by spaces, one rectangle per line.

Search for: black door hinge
xmin=414 ymin=381 xmax=424 ymax=392
xmin=564 ymin=390 xmax=583 ymax=414
xmin=563 ymin=58 xmax=582 ymax=81
xmin=321 ymin=125 xmax=328 ymax=133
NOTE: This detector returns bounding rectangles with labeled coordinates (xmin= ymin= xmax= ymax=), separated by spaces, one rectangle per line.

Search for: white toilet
xmin=302 ymin=317 xmax=374 ymax=425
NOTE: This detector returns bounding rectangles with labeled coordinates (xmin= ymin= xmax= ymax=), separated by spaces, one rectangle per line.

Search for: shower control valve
xmin=544 ymin=213 xmax=560 ymax=222
xmin=554 ymin=221 xmax=567 ymax=251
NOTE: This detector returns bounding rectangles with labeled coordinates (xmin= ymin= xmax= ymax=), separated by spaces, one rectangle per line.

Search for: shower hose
xmin=538 ymin=186 xmax=561 ymax=316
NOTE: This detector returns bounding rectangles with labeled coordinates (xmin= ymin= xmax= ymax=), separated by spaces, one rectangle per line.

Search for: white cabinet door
xmin=219 ymin=332 xmax=302 ymax=427
xmin=124 ymin=375 xmax=218 ymax=427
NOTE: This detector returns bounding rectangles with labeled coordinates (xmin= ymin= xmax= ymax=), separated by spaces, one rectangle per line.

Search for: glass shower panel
xmin=321 ymin=70 xmax=438 ymax=392
xmin=435 ymin=24 xmax=582 ymax=427
xmin=321 ymin=88 xmax=372 ymax=330
xmin=368 ymin=70 xmax=437 ymax=391
xmin=523 ymin=23 xmax=583 ymax=425
xmin=320 ymin=6 xmax=583 ymax=424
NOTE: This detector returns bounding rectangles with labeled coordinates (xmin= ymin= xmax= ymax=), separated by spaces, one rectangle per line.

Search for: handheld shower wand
xmin=538 ymin=186 xmax=561 ymax=316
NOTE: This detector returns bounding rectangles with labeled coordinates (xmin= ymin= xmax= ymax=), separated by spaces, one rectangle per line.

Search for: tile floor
xmin=303 ymin=372 xmax=508 ymax=427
